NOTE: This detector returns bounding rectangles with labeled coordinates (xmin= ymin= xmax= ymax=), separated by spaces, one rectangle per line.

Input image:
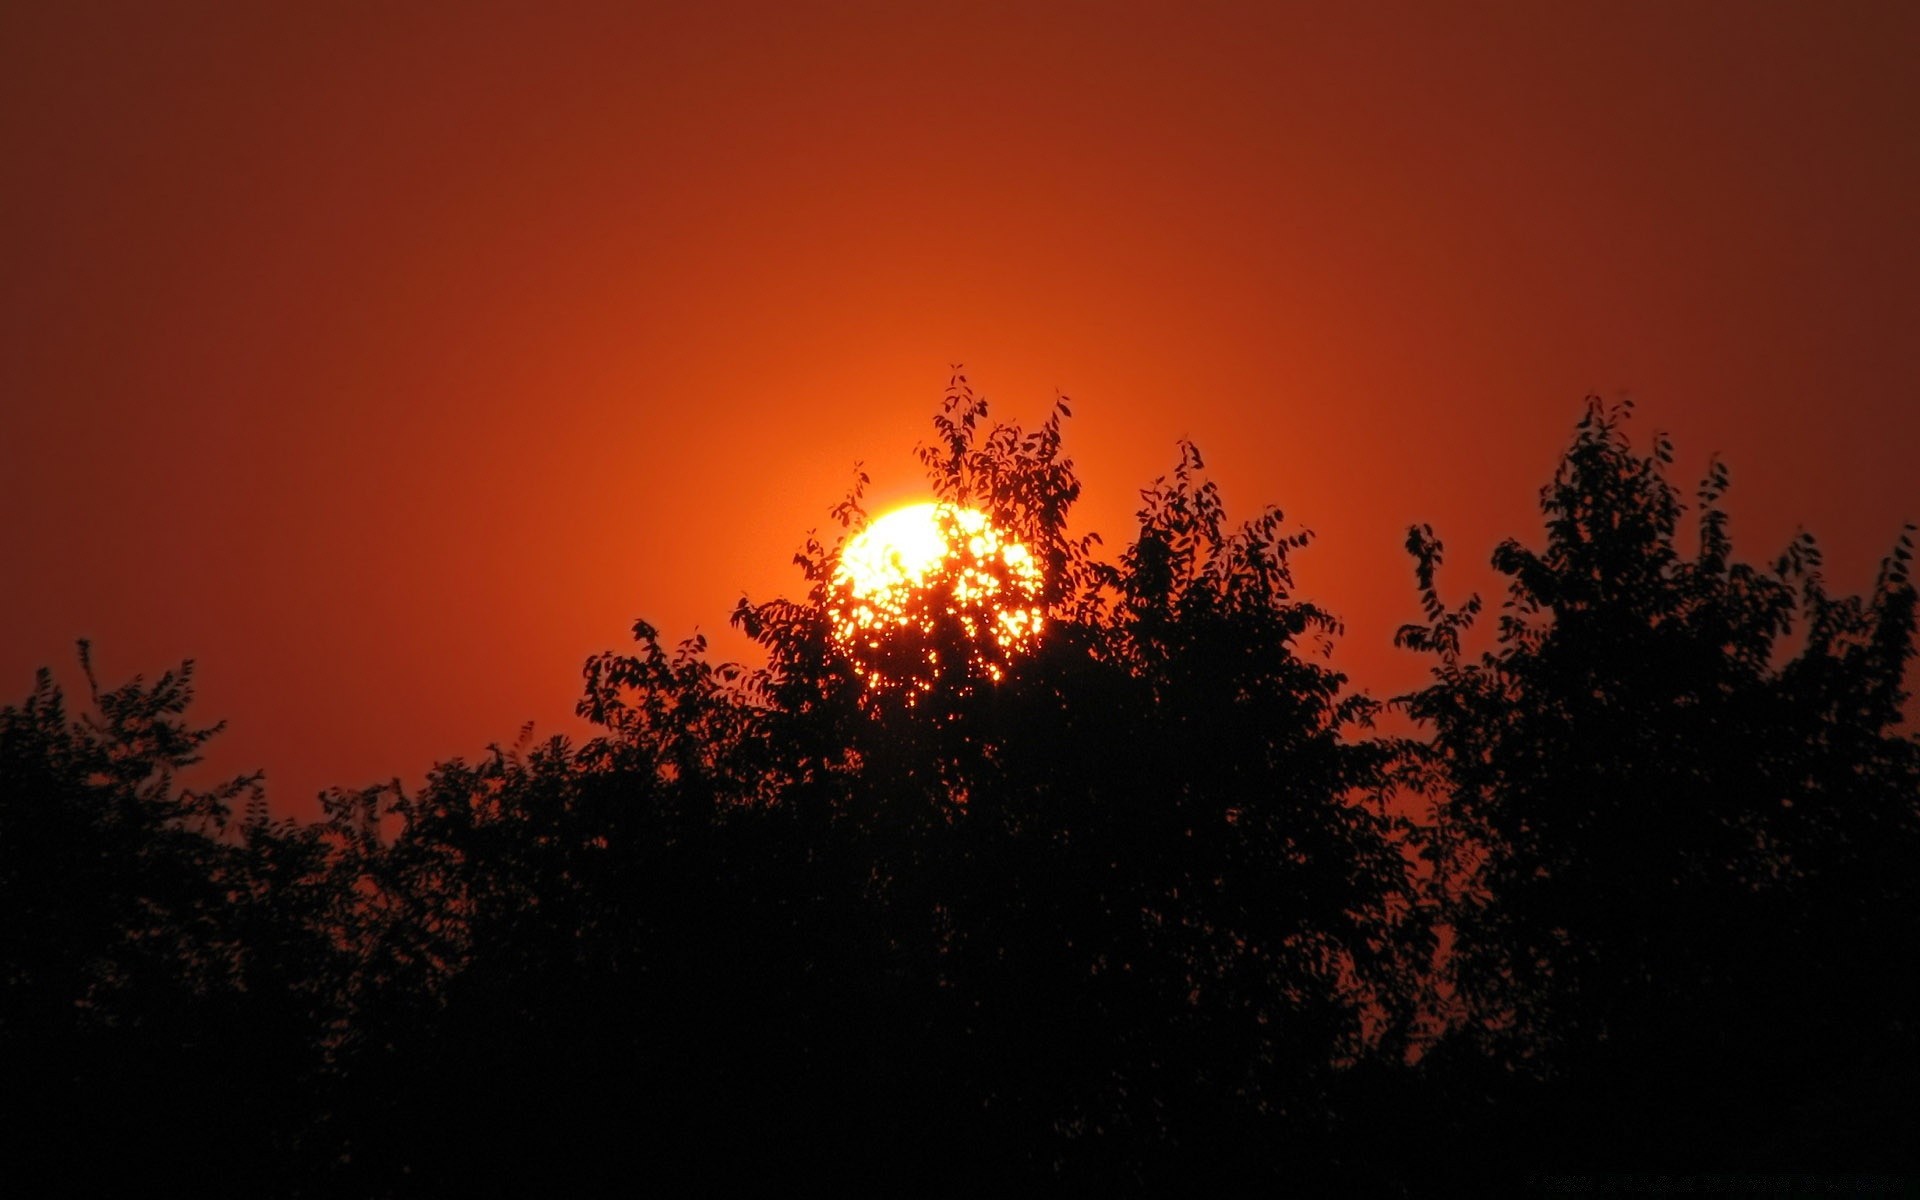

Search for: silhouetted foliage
xmin=716 ymin=374 xmax=1427 ymax=1188
xmin=0 ymin=644 xmax=343 ymax=1195
xmin=1396 ymin=397 xmax=1920 ymax=1174
xmin=6 ymin=383 xmax=1914 ymax=1195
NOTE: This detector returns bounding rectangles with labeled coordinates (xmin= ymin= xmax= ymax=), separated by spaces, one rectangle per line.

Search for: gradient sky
xmin=4 ymin=1 xmax=1916 ymax=817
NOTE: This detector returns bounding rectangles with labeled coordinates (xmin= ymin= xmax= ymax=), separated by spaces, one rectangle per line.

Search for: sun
xmin=828 ymin=502 xmax=1045 ymax=695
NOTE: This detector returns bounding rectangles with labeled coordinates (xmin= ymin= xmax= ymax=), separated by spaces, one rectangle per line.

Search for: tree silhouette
xmin=9 ymin=383 xmax=1913 ymax=1195
xmin=0 ymin=643 xmax=343 ymax=1195
xmin=302 ymin=370 xmax=1429 ymax=1191
xmin=719 ymin=371 xmax=1426 ymax=1188
xmin=1396 ymin=397 xmax=1920 ymax=1172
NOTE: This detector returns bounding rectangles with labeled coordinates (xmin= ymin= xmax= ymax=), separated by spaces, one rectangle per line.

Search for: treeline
xmin=4 ymin=386 xmax=1916 ymax=1195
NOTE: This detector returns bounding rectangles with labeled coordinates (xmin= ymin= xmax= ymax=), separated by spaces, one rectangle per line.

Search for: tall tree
xmin=728 ymin=372 xmax=1427 ymax=1187
xmin=0 ymin=645 xmax=340 ymax=1195
xmin=1397 ymin=397 xmax=1920 ymax=1169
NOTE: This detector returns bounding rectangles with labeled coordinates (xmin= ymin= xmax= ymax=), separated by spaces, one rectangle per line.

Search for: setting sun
xmin=828 ymin=502 xmax=1044 ymax=693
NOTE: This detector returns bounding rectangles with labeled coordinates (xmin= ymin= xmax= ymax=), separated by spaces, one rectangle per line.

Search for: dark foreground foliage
xmin=3 ymin=383 xmax=1915 ymax=1195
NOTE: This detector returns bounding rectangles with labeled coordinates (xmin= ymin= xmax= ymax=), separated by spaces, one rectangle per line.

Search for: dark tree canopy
xmin=1396 ymin=397 xmax=1920 ymax=1171
xmin=585 ymin=373 xmax=1425 ymax=1188
xmin=3 ymin=384 xmax=1914 ymax=1196
xmin=1 ymin=646 xmax=344 ymax=1196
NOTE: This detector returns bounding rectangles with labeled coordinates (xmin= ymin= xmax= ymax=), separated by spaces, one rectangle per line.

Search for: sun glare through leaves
xmin=828 ymin=502 xmax=1044 ymax=697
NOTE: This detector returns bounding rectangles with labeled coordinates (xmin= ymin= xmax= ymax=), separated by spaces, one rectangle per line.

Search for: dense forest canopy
xmin=4 ymin=381 xmax=1915 ymax=1195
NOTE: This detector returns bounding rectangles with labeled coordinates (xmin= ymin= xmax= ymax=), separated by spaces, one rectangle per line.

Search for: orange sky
xmin=4 ymin=1 xmax=1916 ymax=817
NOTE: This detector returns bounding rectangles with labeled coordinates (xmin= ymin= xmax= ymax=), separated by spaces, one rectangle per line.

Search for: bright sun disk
xmin=828 ymin=502 xmax=1044 ymax=694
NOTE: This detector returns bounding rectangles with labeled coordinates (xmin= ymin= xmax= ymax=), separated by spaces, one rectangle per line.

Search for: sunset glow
xmin=828 ymin=502 xmax=1044 ymax=693
xmin=3 ymin=2 xmax=1915 ymax=811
